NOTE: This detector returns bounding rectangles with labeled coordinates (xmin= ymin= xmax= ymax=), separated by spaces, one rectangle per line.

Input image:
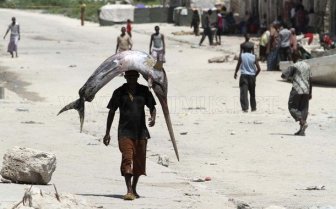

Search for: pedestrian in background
xmin=234 ymin=45 xmax=261 ymax=112
xmin=199 ymin=9 xmax=213 ymax=46
xmin=79 ymin=1 xmax=86 ymax=26
xmin=191 ymin=10 xmax=200 ymax=36
xmin=126 ymin=19 xmax=132 ymax=37
xmin=215 ymin=9 xmax=223 ymax=45
xmin=149 ymin=26 xmax=166 ymax=64
xmin=281 ymin=52 xmax=312 ymax=136
xmin=116 ymin=27 xmax=132 ymax=53
xmin=3 ymin=17 xmax=20 ymax=58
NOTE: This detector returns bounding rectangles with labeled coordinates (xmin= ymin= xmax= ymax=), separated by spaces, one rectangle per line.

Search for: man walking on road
xmin=79 ymin=1 xmax=86 ymax=26
xmin=103 ymin=70 xmax=157 ymax=200
xmin=240 ymin=33 xmax=254 ymax=56
xmin=281 ymin=53 xmax=312 ymax=136
xmin=116 ymin=27 xmax=132 ymax=53
xmin=234 ymin=46 xmax=261 ymax=112
xmin=149 ymin=26 xmax=166 ymax=63
xmin=199 ymin=9 xmax=213 ymax=46
xmin=3 ymin=17 xmax=20 ymax=58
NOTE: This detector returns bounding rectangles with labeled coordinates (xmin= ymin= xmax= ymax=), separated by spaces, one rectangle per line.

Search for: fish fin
xmin=57 ymin=98 xmax=85 ymax=132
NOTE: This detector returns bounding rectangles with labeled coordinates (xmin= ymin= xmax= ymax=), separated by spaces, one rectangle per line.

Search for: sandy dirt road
xmin=0 ymin=8 xmax=336 ymax=209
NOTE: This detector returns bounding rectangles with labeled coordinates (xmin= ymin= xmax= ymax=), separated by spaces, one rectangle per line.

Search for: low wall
xmin=134 ymin=7 xmax=170 ymax=23
xmin=98 ymin=7 xmax=188 ymax=26
xmin=173 ymin=8 xmax=193 ymax=26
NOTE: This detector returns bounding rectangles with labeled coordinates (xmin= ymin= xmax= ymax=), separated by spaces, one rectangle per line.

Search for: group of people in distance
xmin=235 ymin=32 xmax=311 ymax=138
xmin=195 ymin=8 xmax=224 ymax=46
xmin=115 ymin=21 xmax=165 ymax=63
xmin=260 ymin=21 xmax=298 ymax=72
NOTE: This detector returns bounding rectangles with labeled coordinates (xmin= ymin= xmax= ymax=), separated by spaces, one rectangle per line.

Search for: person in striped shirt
xmin=281 ymin=52 xmax=312 ymax=136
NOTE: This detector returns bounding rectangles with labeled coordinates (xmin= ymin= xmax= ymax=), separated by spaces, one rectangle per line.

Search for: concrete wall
xmin=134 ymin=7 xmax=170 ymax=23
xmin=173 ymin=8 xmax=193 ymax=26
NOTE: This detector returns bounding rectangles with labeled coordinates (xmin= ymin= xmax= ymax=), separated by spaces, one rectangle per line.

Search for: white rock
xmin=0 ymin=147 xmax=56 ymax=184
xmin=7 ymin=186 xmax=95 ymax=209
xmin=157 ymin=155 xmax=169 ymax=167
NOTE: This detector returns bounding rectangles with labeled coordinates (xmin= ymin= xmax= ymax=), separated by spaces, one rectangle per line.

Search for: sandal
xmin=123 ymin=193 xmax=136 ymax=201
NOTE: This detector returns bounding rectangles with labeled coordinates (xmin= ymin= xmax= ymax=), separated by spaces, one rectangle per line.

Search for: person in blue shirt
xmin=234 ymin=43 xmax=261 ymax=112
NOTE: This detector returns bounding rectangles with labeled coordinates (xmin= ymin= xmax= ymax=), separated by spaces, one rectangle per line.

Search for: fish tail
xmin=57 ymin=98 xmax=85 ymax=132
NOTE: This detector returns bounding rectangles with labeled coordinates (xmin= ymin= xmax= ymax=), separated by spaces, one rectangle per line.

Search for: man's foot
xmin=251 ymin=108 xmax=256 ymax=112
xmin=300 ymin=123 xmax=308 ymax=135
xmin=295 ymin=123 xmax=308 ymax=136
xmin=294 ymin=129 xmax=301 ymax=135
xmin=242 ymin=109 xmax=248 ymax=113
xmin=134 ymin=192 xmax=140 ymax=198
xmin=123 ymin=193 xmax=136 ymax=200
xmin=294 ymin=130 xmax=305 ymax=136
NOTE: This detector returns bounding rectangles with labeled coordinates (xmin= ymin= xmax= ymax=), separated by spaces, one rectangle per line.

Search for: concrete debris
xmin=16 ymin=108 xmax=29 ymax=112
xmin=228 ymin=198 xmax=252 ymax=209
xmin=204 ymin=176 xmax=211 ymax=181
xmin=184 ymin=192 xmax=200 ymax=196
xmin=7 ymin=186 xmax=96 ymax=209
xmin=157 ymin=155 xmax=169 ymax=167
xmin=208 ymin=55 xmax=235 ymax=63
xmin=1 ymin=176 xmax=12 ymax=183
xmin=191 ymin=176 xmax=211 ymax=182
xmin=191 ymin=177 xmax=205 ymax=182
xmin=0 ymin=147 xmax=56 ymax=184
xmin=171 ymin=31 xmax=194 ymax=36
xmin=305 ymin=185 xmax=326 ymax=190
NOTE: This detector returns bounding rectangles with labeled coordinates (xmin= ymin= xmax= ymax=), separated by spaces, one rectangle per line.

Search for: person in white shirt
xmin=3 ymin=17 xmax=20 ymax=58
xmin=149 ymin=25 xmax=166 ymax=64
xmin=116 ymin=27 xmax=132 ymax=53
xmin=279 ymin=23 xmax=292 ymax=61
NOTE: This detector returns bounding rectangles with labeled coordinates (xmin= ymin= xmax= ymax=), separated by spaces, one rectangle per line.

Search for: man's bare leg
xmin=132 ymin=175 xmax=140 ymax=198
xmin=295 ymin=119 xmax=307 ymax=136
xmin=124 ymin=174 xmax=135 ymax=200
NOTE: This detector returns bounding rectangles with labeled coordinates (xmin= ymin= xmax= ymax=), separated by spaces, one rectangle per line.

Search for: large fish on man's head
xmin=57 ymin=50 xmax=179 ymax=161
